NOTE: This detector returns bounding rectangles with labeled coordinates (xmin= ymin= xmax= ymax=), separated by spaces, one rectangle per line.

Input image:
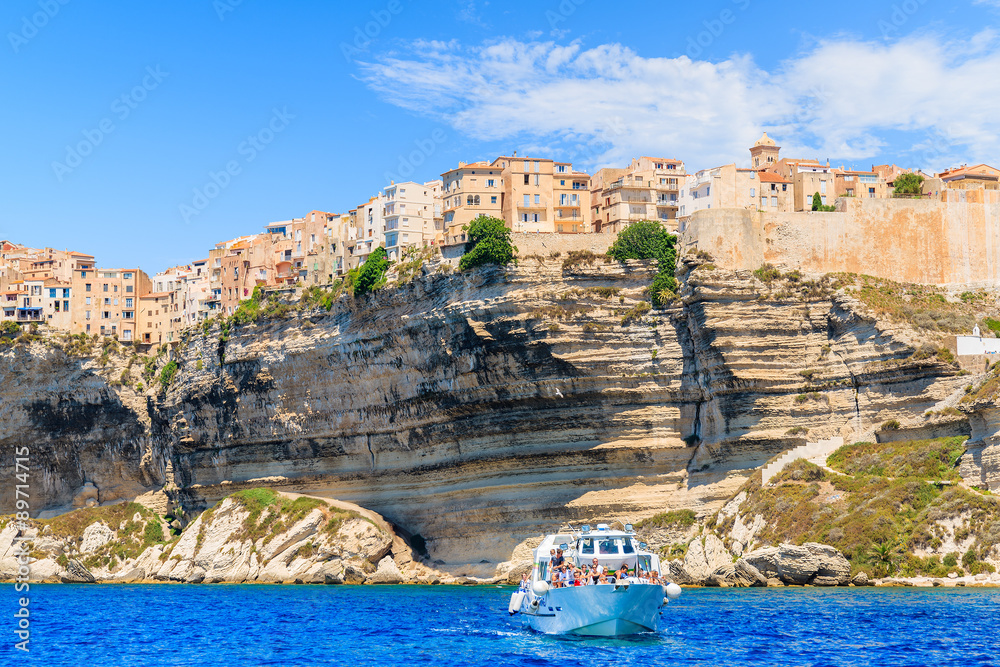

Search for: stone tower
xmin=750 ymin=132 xmax=780 ymax=170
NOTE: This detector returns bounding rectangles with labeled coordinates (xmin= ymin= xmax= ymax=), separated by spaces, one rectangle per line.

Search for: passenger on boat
xmin=618 ymin=564 xmax=630 ymax=580
xmin=650 ymin=571 xmax=661 ymax=585
xmin=598 ymin=572 xmax=609 ymax=584
xmin=552 ymin=549 xmax=565 ymax=568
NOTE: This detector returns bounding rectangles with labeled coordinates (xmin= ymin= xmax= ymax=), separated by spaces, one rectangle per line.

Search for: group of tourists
xmin=543 ymin=549 xmax=663 ymax=588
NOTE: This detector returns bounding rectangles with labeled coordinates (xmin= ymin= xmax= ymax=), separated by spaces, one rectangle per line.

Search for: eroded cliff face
xmin=0 ymin=344 xmax=165 ymax=515
xmin=0 ymin=256 xmax=976 ymax=573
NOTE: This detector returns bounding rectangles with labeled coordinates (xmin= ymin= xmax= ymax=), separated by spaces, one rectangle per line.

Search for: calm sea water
xmin=6 ymin=584 xmax=1000 ymax=666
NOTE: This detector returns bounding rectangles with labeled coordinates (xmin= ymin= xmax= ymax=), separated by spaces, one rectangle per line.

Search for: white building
xmin=382 ymin=180 xmax=441 ymax=260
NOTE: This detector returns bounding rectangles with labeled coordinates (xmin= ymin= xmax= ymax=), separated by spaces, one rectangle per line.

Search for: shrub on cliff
xmin=0 ymin=321 xmax=19 ymax=346
xmin=353 ymin=246 xmax=390 ymax=297
xmin=159 ymin=360 xmax=178 ymax=391
xmin=608 ymin=220 xmax=676 ymax=267
xmin=459 ymin=215 xmax=515 ymax=271
xmin=609 ymin=221 xmax=679 ymax=308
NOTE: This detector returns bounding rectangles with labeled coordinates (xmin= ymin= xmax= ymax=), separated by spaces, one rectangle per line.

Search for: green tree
xmin=354 ymin=246 xmax=390 ymax=297
xmin=893 ymin=172 xmax=924 ymax=196
xmin=459 ymin=215 xmax=516 ymax=271
xmin=159 ymin=360 xmax=178 ymax=392
xmin=608 ymin=220 xmax=676 ymax=267
xmin=609 ymin=220 xmax=679 ymax=309
xmin=812 ymin=192 xmax=823 ymax=211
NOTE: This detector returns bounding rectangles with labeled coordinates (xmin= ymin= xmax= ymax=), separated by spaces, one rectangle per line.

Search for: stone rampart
xmin=681 ymin=198 xmax=1000 ymax=287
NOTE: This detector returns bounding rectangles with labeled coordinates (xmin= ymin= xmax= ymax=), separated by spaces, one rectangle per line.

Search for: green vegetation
xmin=786 ymin=426 xmax=809 ymax=436
xmin=986 ymin=317 xmax=1000 ymax=336
xmin=893 ymin=172 xmax=924 ymax=196
xmin=811 ymin=192 xmax=836 ymax=212
xmin=620 ymin=301 xmax=651 ymax=326
xmin=962 ymin=362 xmax=1000 ymax=403
xmin=826 ymin=437 xmax=967 ymax=481
xmin=880 ymin=419 xmax=901 ymax=431
xmin=459 ymin=215 xmax=516 ymax=272
xmin=714 ymin=437 xmax=1000 ymax=578
xmin=0 ymin=321 xmax=20 ymax=346
xmin=753 ymin=264 xmax=782 ymax=283
xmin=159 ymin=360 xmax=178 ymax=391
xmin=608 ymin=220 xmax=679 ymax=308
xmin=354 ymin=247 xmax=391 ymax=297
xmin=220 ymin=488 xmax=362 ymax=545
xmin=40 ymin=502 xmax=172 ymax=570
xmin=833 ymin=274 xmax=988 ymax=333
xmin=636 ymin=509 xmax=697 ymax=530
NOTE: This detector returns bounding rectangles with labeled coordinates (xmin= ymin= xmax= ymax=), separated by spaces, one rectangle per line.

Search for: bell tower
xmin=750 ymin=132 xmax=780 ymax=170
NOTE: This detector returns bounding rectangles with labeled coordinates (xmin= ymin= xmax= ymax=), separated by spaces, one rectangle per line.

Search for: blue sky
xmin=2 ymin=0 xmax=999 ymax=273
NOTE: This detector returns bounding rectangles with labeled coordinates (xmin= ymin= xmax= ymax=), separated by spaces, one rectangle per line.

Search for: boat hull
xmin=521 ymin=583 xmax=663 ymax=636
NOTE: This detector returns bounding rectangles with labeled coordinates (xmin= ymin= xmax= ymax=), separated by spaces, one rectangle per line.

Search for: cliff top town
xmin=2 ymin=133 xmax=998 ymax=346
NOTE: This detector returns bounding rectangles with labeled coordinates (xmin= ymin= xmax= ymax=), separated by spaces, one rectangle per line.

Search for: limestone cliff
xmin=0 ymin=490 xmax=439 ymax=584
xmin=0 ymin=252 xmax=982 ymax=574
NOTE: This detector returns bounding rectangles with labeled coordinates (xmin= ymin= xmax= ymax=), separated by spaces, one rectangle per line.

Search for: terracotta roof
xmin=939 ymin=164 xmax=1000 ymax=180
xmin=756 ymin=171 xmax=790 ymax=183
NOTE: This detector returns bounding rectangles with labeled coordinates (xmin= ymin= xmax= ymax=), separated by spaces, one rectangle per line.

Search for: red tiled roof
xmin=757 ymin=171 xmax=790 ymax=183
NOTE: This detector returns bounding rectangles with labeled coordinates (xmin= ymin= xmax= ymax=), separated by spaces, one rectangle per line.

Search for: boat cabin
xmin=532 ymin=523 xmax=660 ymax=583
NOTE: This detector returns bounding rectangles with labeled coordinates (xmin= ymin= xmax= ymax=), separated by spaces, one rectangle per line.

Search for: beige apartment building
xmin=752 ymin=133 xmax=889 ymax=211
xmin=491 ymin=156 xmax=591 ymax=235
xmin=590 ymin=157 xmax=684 ymax=233
xmin=833 ymin=168 xmax=888 ymax=200
xmin=74 ymin=268 xmax=150 ymax=341
xmin=138 ymin=291 xmax=177 ymax=346
xmin=677 ymin=164 xmax=793 ymax=222
xmin=440 ymin=161 xmax=504 ymax=244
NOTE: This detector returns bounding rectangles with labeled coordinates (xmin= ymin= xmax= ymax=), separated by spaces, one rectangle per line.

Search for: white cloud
xmin=359 ymin=33 xmax=1000 ymax=173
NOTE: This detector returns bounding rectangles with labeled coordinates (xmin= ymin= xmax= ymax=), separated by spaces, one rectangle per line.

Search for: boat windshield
xmin=598 ymin=538 xmax=618 ymax=555
xmin=579 ymin=538 xmax=594 ymax=555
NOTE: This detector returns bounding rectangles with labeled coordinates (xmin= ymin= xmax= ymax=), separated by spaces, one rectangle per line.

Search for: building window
xmin=750 ymin=188 xmax=755 ymax=198
xmin=771 ymin=196 xmax=778 ymax=207
xmin=523 ymin=174 xmax=529 ymax=185
xmin=491 ymin=196 xmax=497 ymax=204
xmin=85 ymin=283 xmax=91 ymax=292
xmin=534 ymin=194 xmax=540 ymax=204
xmin=126 ymin=285 xmax=133 ymax=293
xmin=523 ymin=194 xmax=529 ymax=206
xmin=103 ymin=284 xmax=108 ymax=292
xmin=123 ymin=272 xmax=133 ymax=279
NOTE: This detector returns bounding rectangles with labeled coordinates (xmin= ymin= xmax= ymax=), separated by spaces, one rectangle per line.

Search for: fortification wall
xmin=681 ymin=198 xmax=1000 ymax=287
xmin=511 ymin=232 xmax=614 ymax=257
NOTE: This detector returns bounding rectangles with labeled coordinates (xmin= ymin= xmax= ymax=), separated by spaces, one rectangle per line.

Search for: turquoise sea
xmin=7 ymin=584 xmax=1000 ymax=666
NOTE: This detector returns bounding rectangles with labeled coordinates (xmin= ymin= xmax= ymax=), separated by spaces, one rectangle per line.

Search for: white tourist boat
xmin=508 ymin=522 xmax=681 ymax=636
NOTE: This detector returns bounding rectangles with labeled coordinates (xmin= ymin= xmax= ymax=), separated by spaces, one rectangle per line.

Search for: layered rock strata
xmin=0 ymin=257 xmax=975 ymax=572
